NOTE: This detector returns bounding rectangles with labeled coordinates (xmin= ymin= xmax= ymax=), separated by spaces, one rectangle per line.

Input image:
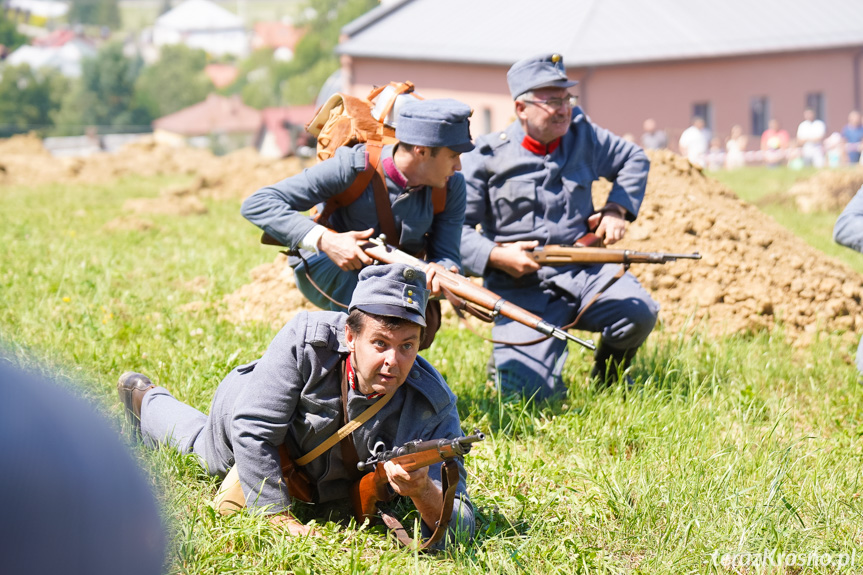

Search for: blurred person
xmin=241 ymin=98 xmax=475 ymax=350
xmin=825 ymin=132 xmax=845 ymax=167
xmin=833 ymin=186 xmax=863 ymax=378
xmin=0 ymin=357 xmax=166 ymax=575
xmin=117 ymin=264 xmax=474 ymax=548
xmin=797 ymin=107 xmax=826 ymax=168
xmin=724 ymin=124 xmax=748 ymax=169
xmin=760 ymin=118 xmax=789 ymax=167
xmin=706 ymin=136 xmax=724 ymax=170
xmin=460 ymin=53 xmax=658 ymax=399
xmin=640 ymin=118 xmax=667 ymax=150
xmin=841 ymin=110 xmax=863 ymax=164
xmin=678 ymin=116 xmax=711 ymax=168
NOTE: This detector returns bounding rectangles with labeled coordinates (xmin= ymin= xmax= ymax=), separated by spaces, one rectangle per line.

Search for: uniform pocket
xmin=491 ymin=179 xmax=536 ymax=234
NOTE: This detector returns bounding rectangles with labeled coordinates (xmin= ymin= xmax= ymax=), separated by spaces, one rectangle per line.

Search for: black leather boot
xmin=117 ymin=372 xmax=155 ymax=438
xmin=590 ymin=344 xmax=637 ymax=389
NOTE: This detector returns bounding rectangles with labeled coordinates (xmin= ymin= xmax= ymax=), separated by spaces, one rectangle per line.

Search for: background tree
xmin=222 ymin=0 xmax=377 ymax=108
xmin=54 ymin=42 xmax=151 ymax=135
xmin=134 ymin=44 xmax=211 ymax=119
xmin=0 ymin=12 xmax=27 ymax=52
xmin=68 ymin=0 xmax=121 ymax=30
xmin=0 ymin=65 xmax=68 ymax=137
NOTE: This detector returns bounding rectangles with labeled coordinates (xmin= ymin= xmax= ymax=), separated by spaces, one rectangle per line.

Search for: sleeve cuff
xmin=299 ymin=225 xmax=326 ymax=253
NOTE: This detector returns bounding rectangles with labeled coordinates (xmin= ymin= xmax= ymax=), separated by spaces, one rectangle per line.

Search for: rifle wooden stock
xmin=528 ymin=245 xmax=702 ymax=266
xmin=351 ymin=433 xmax=483 ymax=522
xmin=259 ymin=231 xmax=595 ymax=350
xmin=360 ymin=237 xmax=595 ymax=350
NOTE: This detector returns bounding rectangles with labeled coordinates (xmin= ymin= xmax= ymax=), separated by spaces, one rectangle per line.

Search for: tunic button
xmin=411 ymin=370 xmax=419 ymax=379
xmin=499 ymin=132 xmax=507 ymax=140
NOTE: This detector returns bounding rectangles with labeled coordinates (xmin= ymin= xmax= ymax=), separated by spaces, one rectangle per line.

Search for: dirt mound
xmin=222 ymin=150 xmax=863 ymax=347
xmin=789 ymin=167 xmax=863 ymax=212
xmin=618 ymin=149 xmax=862 ymax=345
xmin=0 ymin=133 xmax=49 ymax=156
xmin=220 ymin=253 xmax=318 ymax=327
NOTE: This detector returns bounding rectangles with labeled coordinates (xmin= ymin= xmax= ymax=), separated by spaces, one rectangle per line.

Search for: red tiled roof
xmin=252 ymin=21 xmax=305 ymax=51
xmin=204 ymin=63 xmax=239 ymax=88
xmin=153 ymin=94 xmax=262 ymax=136
xmin=33 ymin=29 xmax=78 ymax=47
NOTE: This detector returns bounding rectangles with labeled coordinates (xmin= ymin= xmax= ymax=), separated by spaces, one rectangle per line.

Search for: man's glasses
xmin=524 ymin=95 xmax=578 ymax=110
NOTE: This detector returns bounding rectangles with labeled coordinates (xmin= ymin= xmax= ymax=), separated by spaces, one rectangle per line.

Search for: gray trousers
xmin=491 ymin=263 xmax=659 ymax=399
xmin=140 ymin=387 xmax=234 ymax=478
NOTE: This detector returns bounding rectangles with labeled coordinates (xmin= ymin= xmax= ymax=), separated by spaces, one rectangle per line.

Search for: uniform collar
xmin=346 ymin=354 xmax=384 ymax=400
xmin=521 ymin=133 xmax=561 ymax=155
xmin=383 ymin=147 xmax=426 ymax=192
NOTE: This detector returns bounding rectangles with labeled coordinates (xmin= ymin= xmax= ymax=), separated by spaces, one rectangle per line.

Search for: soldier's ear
xmin=344 ymin=325 xmax=356 ymax=352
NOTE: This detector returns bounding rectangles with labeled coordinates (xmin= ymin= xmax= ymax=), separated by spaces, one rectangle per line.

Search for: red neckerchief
xmin=521 ymin=134 xmax=561 ymax=155
xmin=384 ymin=154 xmax=425 ymax=193
xmin=346 ymin=354 xmax=384 ymax=400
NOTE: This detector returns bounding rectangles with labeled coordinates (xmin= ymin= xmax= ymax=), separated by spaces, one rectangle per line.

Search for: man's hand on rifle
xmin=424 ymin=262 xmax=459 ymax=298
xmin=489 ymin=240 xmax=541 ymax=278
xmin=319 ymin=228 xmax=375 ymax=271
xmin=587 ymin=203 xmax=627 ymax=245
xmin=383 ymin=460 xmax=444 ymax=528
xmin=268 ymin=513 xmax=322 ymax=537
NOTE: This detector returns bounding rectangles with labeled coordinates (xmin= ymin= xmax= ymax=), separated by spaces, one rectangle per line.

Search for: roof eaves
xmin=340 ymin=0 xmax=415 ymax=38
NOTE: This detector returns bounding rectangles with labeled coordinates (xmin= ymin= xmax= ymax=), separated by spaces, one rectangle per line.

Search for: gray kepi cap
xmin=507 ymin=53 xmax=578 ymax=100
xmin=395 ymin=98 xmax=475 ymax=153
xmin=349 ymin=263 xmax=429 ymax=327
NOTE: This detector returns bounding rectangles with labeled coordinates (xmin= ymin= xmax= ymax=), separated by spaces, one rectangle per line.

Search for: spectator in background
xmin=706 ymin=136 xmax=724 ymax=170
xmin=0 ymin=357 xmax=166 ymax=575
xmin=724 ymin=124 xmax=748 ymax=170
xmin=824 ymin=132 xmax=845 ymax=168
xmin=797 ymin=107 xmax=826 ymax=168
xmin=760 ymin=118 xmax=789 ymax=167
xmin=678 ymin=116 xmax=710 ymax=168
xmin=640 ymin=118 xmax=667 ymax=150
xmin=842 ymin=110 xmax=863 ymax=164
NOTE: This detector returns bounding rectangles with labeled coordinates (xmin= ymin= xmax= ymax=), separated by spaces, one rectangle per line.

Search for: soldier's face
xmin=417 ymin=146 xmax=462 ymax=188
xmin=345 ymin=315 xmax=421 ymax=396
xmin=516 ymin=87 xmax=572 ymax=144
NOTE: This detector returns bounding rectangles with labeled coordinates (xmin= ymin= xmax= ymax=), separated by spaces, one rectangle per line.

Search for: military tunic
xmin=833 ymin=185 xmax=863 ymax=373
xmin=241 ymin=143 xmax=466 ymax=309
xmin=460 ymin=107 xmax=659 ymax=398
xmin=140 ymin=311 xmax=474 ymax=540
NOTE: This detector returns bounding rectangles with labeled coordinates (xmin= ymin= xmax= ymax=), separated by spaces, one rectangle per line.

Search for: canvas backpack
xmin=304 ymin=81 xmax=447 ymax=232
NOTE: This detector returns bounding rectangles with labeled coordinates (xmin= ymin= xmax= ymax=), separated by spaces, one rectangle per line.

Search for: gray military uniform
xmin=241 ymin=144 xmax=466 ymax=310
xmin=140 ymin=311 xmax=474 ymax=538
xmin=460 ymin=107 xmax=659 ymax=398
xmin=834 ymin=185 xmax=863 ymax=373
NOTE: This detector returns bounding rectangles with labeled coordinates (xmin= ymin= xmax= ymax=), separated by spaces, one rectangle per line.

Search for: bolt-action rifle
xmin=261 ymin=232 xmax=596 ymax=350
xmin=351 ymin=429 xmax=485 ymax=549
xmin=527 ymin=244 xmax=701 ymax=266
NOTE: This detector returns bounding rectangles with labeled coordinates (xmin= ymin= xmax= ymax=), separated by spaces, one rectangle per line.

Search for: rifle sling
xmin=294 ymin=366 xmax=394 ymax=467
xmin=378 ymin=459 xmax=460 ymax=551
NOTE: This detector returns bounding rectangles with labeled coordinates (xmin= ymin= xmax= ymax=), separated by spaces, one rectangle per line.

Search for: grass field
xmin=2 ymin=168 xmax=863 ymax=573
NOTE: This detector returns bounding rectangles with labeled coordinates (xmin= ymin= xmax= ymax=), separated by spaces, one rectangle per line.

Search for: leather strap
xmin=379 ymin=459 xmax=460 ymax=551
xmin=372 ymin=158 xmax=399 ymax=247
xmin=339 ymin=360 xmax=362 ymax=481
xmin=314 ymin=141 xmax=385 ymax=225
xmin=294 ymin=371 xmax=394 ymax=466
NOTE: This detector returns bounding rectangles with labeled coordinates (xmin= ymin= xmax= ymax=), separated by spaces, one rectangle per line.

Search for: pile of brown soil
xmin=617 ymin=150 xmax=862 ymax=346
xmin=789 ymin=167 xmax=863 ymax=212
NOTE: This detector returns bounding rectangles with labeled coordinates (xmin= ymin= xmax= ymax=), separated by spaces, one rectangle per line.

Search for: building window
xmin=693 ymin=102 xmax=713 ymax=131
xmin=805 ymin=92 xmax=825 ymax=121
xmin=751 ymin=97 xmax=769 ymax=135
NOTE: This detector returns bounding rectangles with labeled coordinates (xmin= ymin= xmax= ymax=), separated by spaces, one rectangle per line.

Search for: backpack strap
xmin=371 ymin=155 xmax=399 ymax=248
xmin=314 ymin=141 xmax=385 ymax=225
xmin=431 ymin=186 xmax=446 ymax=215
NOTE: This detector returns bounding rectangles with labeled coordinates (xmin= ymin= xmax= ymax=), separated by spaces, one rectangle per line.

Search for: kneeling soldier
xmin=118 ymin=263 xmax=474 ymax=547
